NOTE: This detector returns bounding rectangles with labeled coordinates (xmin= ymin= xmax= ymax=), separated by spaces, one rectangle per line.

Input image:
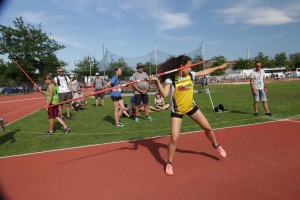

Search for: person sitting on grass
xmin=131 ymin=95 xmax=160 ymax=116
xmin=120 ymin=103 xmax=133 ymax=118
xmin=71 ymin=89 xmax=87 ymax=111
xmin=154 ymin=93 xmax=170 ymax=110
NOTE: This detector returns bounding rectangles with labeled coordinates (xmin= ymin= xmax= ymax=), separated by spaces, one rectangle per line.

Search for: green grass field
xmin=0 ymin=81 xmax=299 ymax=157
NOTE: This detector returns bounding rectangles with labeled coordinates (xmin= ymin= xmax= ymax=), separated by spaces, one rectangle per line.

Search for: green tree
xmin=232 ymin=58 xmax=254 ymax=75
xmin=72 ymin=55 xmax=96 ymax=82
xmin=274 ymin=52 xmax=288 ymax=67
xmin=253 ymin=52 xmax=274 ymax=68
xmin=144 ymin=62 xmax=157 ymax=75
xmin=106 ymin=58 xmax=134 ymax=79
xmin=192 ymin=54 xmax=204 ymax=72
xmin=210 ymin=55 xmax=227 ymax=76
xmin=0 ymin=17 xmax=67 ymax=82
xmin=0 ymin=59 xmax=7 ymax=85
xmin=292 ymin=55 xmax=300 ymax=69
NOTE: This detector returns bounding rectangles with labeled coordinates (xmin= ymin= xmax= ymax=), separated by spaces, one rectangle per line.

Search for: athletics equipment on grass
xmin=206 ymin=88 xmax=229 ymax=113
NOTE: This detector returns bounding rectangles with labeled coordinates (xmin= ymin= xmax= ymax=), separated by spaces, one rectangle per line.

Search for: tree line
xmin=1 ymin=17 xmax=300 ymax=86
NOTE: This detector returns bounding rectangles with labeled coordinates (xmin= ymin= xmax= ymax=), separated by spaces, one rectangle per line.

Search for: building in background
xmin=289 ymin=52 xmax=300 ymax=62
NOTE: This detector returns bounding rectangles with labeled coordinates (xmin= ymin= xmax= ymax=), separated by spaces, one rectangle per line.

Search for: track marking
xmin=0 ymin=97 xmax=44 ymax=104
xmin=3 ymin=101 xmax=44 ymax=117
xmin=1 ymin=116 xmax=299 ymax=159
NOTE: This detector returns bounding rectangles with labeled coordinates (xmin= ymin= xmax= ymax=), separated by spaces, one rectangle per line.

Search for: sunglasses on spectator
xmin=137 ymin=66 xmax=143 ymax=68
xmin=58 ymin=71 xmax=63 ymax=72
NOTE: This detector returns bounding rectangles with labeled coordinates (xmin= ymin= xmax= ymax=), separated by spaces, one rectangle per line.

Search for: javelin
xmin=13 ymin=60 xmax=44 ymax=95
xmin=46 ymin=59 xmax=212 ymax=108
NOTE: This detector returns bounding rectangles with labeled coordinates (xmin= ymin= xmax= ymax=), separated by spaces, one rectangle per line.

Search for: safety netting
xmin=94 ymin=45 xmax=202 ymax=71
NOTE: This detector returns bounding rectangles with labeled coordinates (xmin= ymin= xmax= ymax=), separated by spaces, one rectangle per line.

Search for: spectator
xmin=43 ymin=74 xmax=70 ymax=135
xmin=70 ymin=75 xmax=79 ymax=97
xmin=22 ymin=83 xmax=27 ymax=95
xmin=121 ymin=103 xmax=133 ymax=118
xmin=54 ymin=68 xmax=73 ymax=120
xmin=154 ymin=93 xmax=170 ymax=110
xmin=201 ymin=76 xmax=208 ymax=87
xmin=93 ymin=72 xmax=106 ymax=108
xmin=106 ymin=68 xmax=125 ymax=127
xmin=131 ymin=62 xmax=153 ymax=123
xmin=71 ymin=89 xmax=87 ymax=111
xmin=249 ymin=61 xmax=273 ymax=117
xmin=131 ymin=95 xmax=160 ymax=115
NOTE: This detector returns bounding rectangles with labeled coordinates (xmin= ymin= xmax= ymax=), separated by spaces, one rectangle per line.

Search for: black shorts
xmin=170 ymin=106 xmax=198 ymax=119
xmin=111 ymin=96 xmax=122 ymax=101
xmin=95 ymin=89 xmax=105 ymax=99
xmin=135 ymin=94 xmax=149 ymax=105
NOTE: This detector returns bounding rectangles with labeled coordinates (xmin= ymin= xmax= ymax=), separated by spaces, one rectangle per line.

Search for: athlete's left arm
xmin=194 ymin=63 xmax=228 ymax=77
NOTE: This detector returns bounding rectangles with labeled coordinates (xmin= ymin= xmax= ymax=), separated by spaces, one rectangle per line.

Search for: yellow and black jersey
xmin=165 ymin=72 xmax=196 ymax=115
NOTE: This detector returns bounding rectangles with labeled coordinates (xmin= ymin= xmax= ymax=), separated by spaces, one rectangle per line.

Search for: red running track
xmin=0 ymin=89 xmax=95 ymax=124
xmin=0 ymin=93 xmax=45 ymax=124
xmin=0 ymin=119 xmax=299 ymax=200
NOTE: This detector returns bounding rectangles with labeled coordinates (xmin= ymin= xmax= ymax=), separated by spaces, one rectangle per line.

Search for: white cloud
xmin=51 ymin=36 xmax=92 ymax=50
xmin=215 ymin=5 xmax=299 ymax=25
xmin=191 ymin=0 xmax=205 ymax=10
xmin=247 ymin=9 xmax=296 ymax=25
xmin=157 ymin=32 xmax=221 ymax=45
xmin=19 ymin=11 xmax=68 ymax=25
xmin=156 ymin=12 xmax=192 ymax=30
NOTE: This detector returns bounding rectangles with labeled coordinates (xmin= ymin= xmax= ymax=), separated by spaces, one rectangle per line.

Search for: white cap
xmin=95 ymin=73 xmax=99 ymax=75
xmin=70 ymin=75 xmax=74 ymax=78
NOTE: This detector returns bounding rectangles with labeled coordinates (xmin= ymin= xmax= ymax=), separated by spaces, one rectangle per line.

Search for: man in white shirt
xmin=249 ymin=61 xmax=273 ymax=117
xmin=70 ymin=75 xmax=79 ymax=97
xmin=54 ymin=68 xmax=73 ymax=120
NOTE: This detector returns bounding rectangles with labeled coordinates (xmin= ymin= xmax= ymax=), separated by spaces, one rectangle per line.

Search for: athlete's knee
xmin=202 ymin=126 xmax=213 ymax=134
xmin=170 ymin=136 xmax=179 ymax=145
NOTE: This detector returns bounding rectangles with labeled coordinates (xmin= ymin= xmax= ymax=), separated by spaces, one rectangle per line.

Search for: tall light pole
xmin=245 ymin=47 xmax=250 ymax=77
xmin=154 ymin=44 xmax=158 ymax=75
xmin=201 ymin=42 xmax=206 ymax=92
xmin=89 ymin=51 xmax=93 ymax=81
xmin=202 ymin=42 xmax=205 ymax=70
xmin=102 ymin=45 xmax=106 ymax=78
xmin=247 ymin=47 xmax=250 ymax=59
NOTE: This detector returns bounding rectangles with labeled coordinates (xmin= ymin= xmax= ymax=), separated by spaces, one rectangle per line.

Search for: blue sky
xmin=0 ymin=0 xmax=300 ymax=71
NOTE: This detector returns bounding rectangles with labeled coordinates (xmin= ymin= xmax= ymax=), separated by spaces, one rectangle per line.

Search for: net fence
xmin=94 ymin=45 xmax=202 ymax=71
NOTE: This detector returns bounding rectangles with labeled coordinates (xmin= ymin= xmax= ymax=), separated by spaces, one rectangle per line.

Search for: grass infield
xmin=0 ymin=81 xmax=299 ymax=157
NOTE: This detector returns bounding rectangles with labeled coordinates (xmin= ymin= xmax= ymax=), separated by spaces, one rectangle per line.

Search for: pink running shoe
xmin=216 ymin=145 xmax=226 ymax=158
xmin=165 ymin=163 xmax=173 ymax=175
